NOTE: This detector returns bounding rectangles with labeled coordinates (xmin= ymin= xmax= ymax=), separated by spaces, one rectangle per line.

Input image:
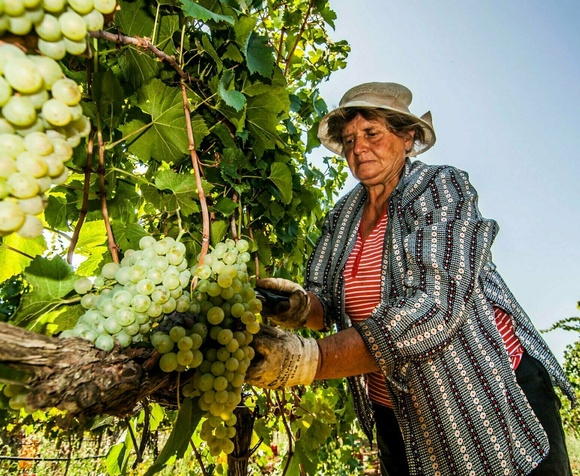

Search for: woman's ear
xmin=404 ymin=130 xmax=416 ymax=153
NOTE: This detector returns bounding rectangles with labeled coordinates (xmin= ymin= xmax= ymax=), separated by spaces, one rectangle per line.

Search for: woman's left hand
xmin=245 ymin=324 xmax=319 ymax=389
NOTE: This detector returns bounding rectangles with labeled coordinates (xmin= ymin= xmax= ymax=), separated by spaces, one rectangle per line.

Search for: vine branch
xmin=180 ymin=82 xmax=210 ymax=261
xmin=89 ymin=30 xmax=189 ymax=80
xmin=67 ymin=130 xmax=95 ymax=264
xmin=283 ymin=0 xmax=315 ymax=76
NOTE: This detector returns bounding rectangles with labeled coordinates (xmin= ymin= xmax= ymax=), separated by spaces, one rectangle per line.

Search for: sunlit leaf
xmin=269 ymin=162 xmax=293 ymax=205
xmin=0 ymin=234 xmax=46 ymax=283
xmin=180 ymin=0 xmax=235 ymax=24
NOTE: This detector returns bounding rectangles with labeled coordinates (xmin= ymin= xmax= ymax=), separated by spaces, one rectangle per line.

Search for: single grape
xmin=95 ymin=334 xmax=114 ymax=351
xmin=162 ymin=273 xmax=180 ymax=291
xmin=176 ymin=349 xmax=193 ymax=366
xmin=3 ymin=96 xmax=37 ymax=127
xmin=161 ymin=297 xmax=176 ymax=314
xmin=151 ymin=286 xmax=170 ymax=304
xmin=74 ymin=277 xmax=93 ymax=295
xmin=216 ymin=328 xmax=233 ymax=346
xmin=68 ymin=0 xmax=94 ymax=14
xmin=113 ymin=331 xmax=131 ymax=347
xmin=139 ymin=235 xmax=156 ymax=250
xmin=37 ymin=39 xmax=67 ymax=61
xmin=7 ymin=172 xmax=39 ymax=199
xmin=207 ymin=306 xmax=225 ymax=325
xmin=24 ymin=132 xmax=53 ymax=156
xmin=159 ymin=352 xmax=178 ymax=373
xmin=50 ymin=137 xmax=73 ymax=161
xmin=146 ymin=301 xmax=163 ymax=319
xmin=100 ymin=261 xmax=119 ymax=280
xmin=112 ymin=290 xmax=132 ymax=308
xmin=94 ymin=0 xmax=116 ymax=14
xmin=198 ymin=373 xmax=215 ymax=392
xmin=42 ymin=98 xmax=72 ymax=126
xmin=8 ymin=15 xmax=33 ymax=36
xmin=50 ymin=78 xmax=81 ymax=106
xmin=136 ymin=279 xmax=155 ymax=295
xmin=64 ymin=37 xmax=88 ymax=56
xmin=191 ymin=349 xmax=203 ymax=368
xmin=83 ymin=9 xmax=104 ymax=31
xmin=0 ymin=157 xmax=16 ymax=180
xmin=59 ymin=10 xmax=87 ymax=41
xmin=35 ymin=13 xmax=62 ymax=42
xmin=216 ymin=347 xmax=230 ymax=362
xmin=131 ymin=294 xmax=151 ymax=313
xmin=115 ymin=307 xmax=135 ymax=327
xmin=16 ymin=151 xmax=48 ymax=178
xmin=225 ymin=339 xmax=239 ymax=353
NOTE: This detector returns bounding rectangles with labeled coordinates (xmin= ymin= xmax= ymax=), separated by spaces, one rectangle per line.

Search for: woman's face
xmin=341 ymin=114 xmax=414 ymax=188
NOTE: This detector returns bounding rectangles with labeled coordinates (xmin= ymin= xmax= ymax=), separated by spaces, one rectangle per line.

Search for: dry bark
xmin=0 ymin=322 xmax=177 ymax=419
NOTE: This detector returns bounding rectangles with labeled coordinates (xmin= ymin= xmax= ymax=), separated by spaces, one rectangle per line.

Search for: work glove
xmin=245 ymin=324 xmax=320 ymax=389
xmin=256 ymin=278 xmax=310 ymax=329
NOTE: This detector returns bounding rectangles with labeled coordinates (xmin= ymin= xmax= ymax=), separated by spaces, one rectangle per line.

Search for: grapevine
xmin=0 ymin=0 xmax=351 ymax=472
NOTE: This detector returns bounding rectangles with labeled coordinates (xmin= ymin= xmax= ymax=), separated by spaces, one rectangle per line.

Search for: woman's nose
xmin=352 ymin=135 xmax=369 ymax=155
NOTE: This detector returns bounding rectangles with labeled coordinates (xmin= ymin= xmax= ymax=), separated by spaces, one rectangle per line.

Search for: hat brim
xmin=318 ymin=106 xmax=436 ymax=157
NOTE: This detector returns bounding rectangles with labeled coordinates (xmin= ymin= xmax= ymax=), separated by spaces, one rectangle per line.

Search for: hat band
xmin=340 ymin=92 xmax=410 ymax=114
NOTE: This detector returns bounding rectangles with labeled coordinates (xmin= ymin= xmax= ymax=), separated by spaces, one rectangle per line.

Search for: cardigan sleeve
xmin=352 ymin=166 xmax=499 ymax=379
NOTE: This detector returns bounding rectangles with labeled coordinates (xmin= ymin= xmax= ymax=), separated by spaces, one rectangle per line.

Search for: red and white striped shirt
xmin=344 ymin=212 xmax=524 ymax=408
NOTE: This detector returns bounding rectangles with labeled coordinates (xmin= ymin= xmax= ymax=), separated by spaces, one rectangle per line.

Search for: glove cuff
xmin=286 ymin=336 xmax=320 ymax=387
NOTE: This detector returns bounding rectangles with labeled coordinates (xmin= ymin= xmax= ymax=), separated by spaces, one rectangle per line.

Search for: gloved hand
xmin=256 ymin=278 xmax=310 ymax=329
xmin=245 ymin=324 xmax=320 ymax=389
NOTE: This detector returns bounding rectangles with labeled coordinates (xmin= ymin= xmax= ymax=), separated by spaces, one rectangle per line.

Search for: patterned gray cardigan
xmin=305 ymin=158 xmax=576 ymax=475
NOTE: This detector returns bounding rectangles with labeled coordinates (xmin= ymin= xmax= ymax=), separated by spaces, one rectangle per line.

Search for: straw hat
xmin=317 ymin=82 xmax=436 ymax=157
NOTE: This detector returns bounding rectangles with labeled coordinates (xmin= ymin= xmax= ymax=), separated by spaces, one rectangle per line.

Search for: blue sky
xmin=310 ymin=0 xmax=580 ymax=362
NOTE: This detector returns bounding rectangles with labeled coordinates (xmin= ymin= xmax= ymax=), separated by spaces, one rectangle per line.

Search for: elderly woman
xmin=246 ymin=82 xmax=576 ymax=476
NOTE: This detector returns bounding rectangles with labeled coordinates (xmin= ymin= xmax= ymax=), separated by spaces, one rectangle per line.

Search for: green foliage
xmin=0 ymin=0 xmax=352 ymax=473
xmin=559 ymin=340 xmax=580 ymax=436
xmin=544 ymin=304 xmax=580 ymax=437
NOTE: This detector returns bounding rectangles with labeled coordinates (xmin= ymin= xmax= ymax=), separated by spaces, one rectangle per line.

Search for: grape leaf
xmin=157 ymin=13 xmax=180 ymax=54
xmin=155 ymin=170 xmax=199 ymax=216
xmin=180 ymin=0 xmax=235 ymax=24
xmin=245 ymin=32 xmax=275 ymax=78
xmin=144 ymin=397 xmax=203 ymax=476
xmin=14 ymin=256 xmax=76 ymax=328
xmin=93 ymin=70 xmax=124 ymax=131
xmin=120 ymin=79 xmax=189 ymax=164
xmin=233 ymin=15 xmax=256 ymax=50
xmin=0 ymin=234 xmax=46 ymax=283
xmin=219 ymin=71 xmax=246 ymax=112
xmin=115 ymin=0 xmax=155 ymax=37
xmin=213 ymin=196 xmax=238 ymax=217
xmin=113 ymin=223 xmax=148 ymax=253
xmin=118 ymin=48 xmax=161 ymax=90
xmin=269 ymin=162 xmax=293 ymax=205
xmin=245 ymin=73 xmax=290 ymax=155
xmin=210 ymin=220 xmax=228 ymax=246
xmin=75 ymin=246 xmax=108 ymax=278
xmin=105 ymin=442 xmax=128 ymax=476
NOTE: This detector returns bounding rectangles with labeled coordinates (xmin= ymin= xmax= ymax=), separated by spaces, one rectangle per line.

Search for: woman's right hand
xmin=256 ymin=278 xmax=310 ymax=329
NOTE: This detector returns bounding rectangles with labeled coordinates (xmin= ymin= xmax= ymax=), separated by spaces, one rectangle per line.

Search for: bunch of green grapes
xmin=60 ymin=235 xmax=192 ymax=351
xmin=176 ymin=238 xmax=260 ymax=456
xmin=0 ymin=44 xmax=90 ymax=237
xmin=2 ymin=383 xmax=31 ymax=413
xmin=0 ymin=0 xmax=117 ymax=59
